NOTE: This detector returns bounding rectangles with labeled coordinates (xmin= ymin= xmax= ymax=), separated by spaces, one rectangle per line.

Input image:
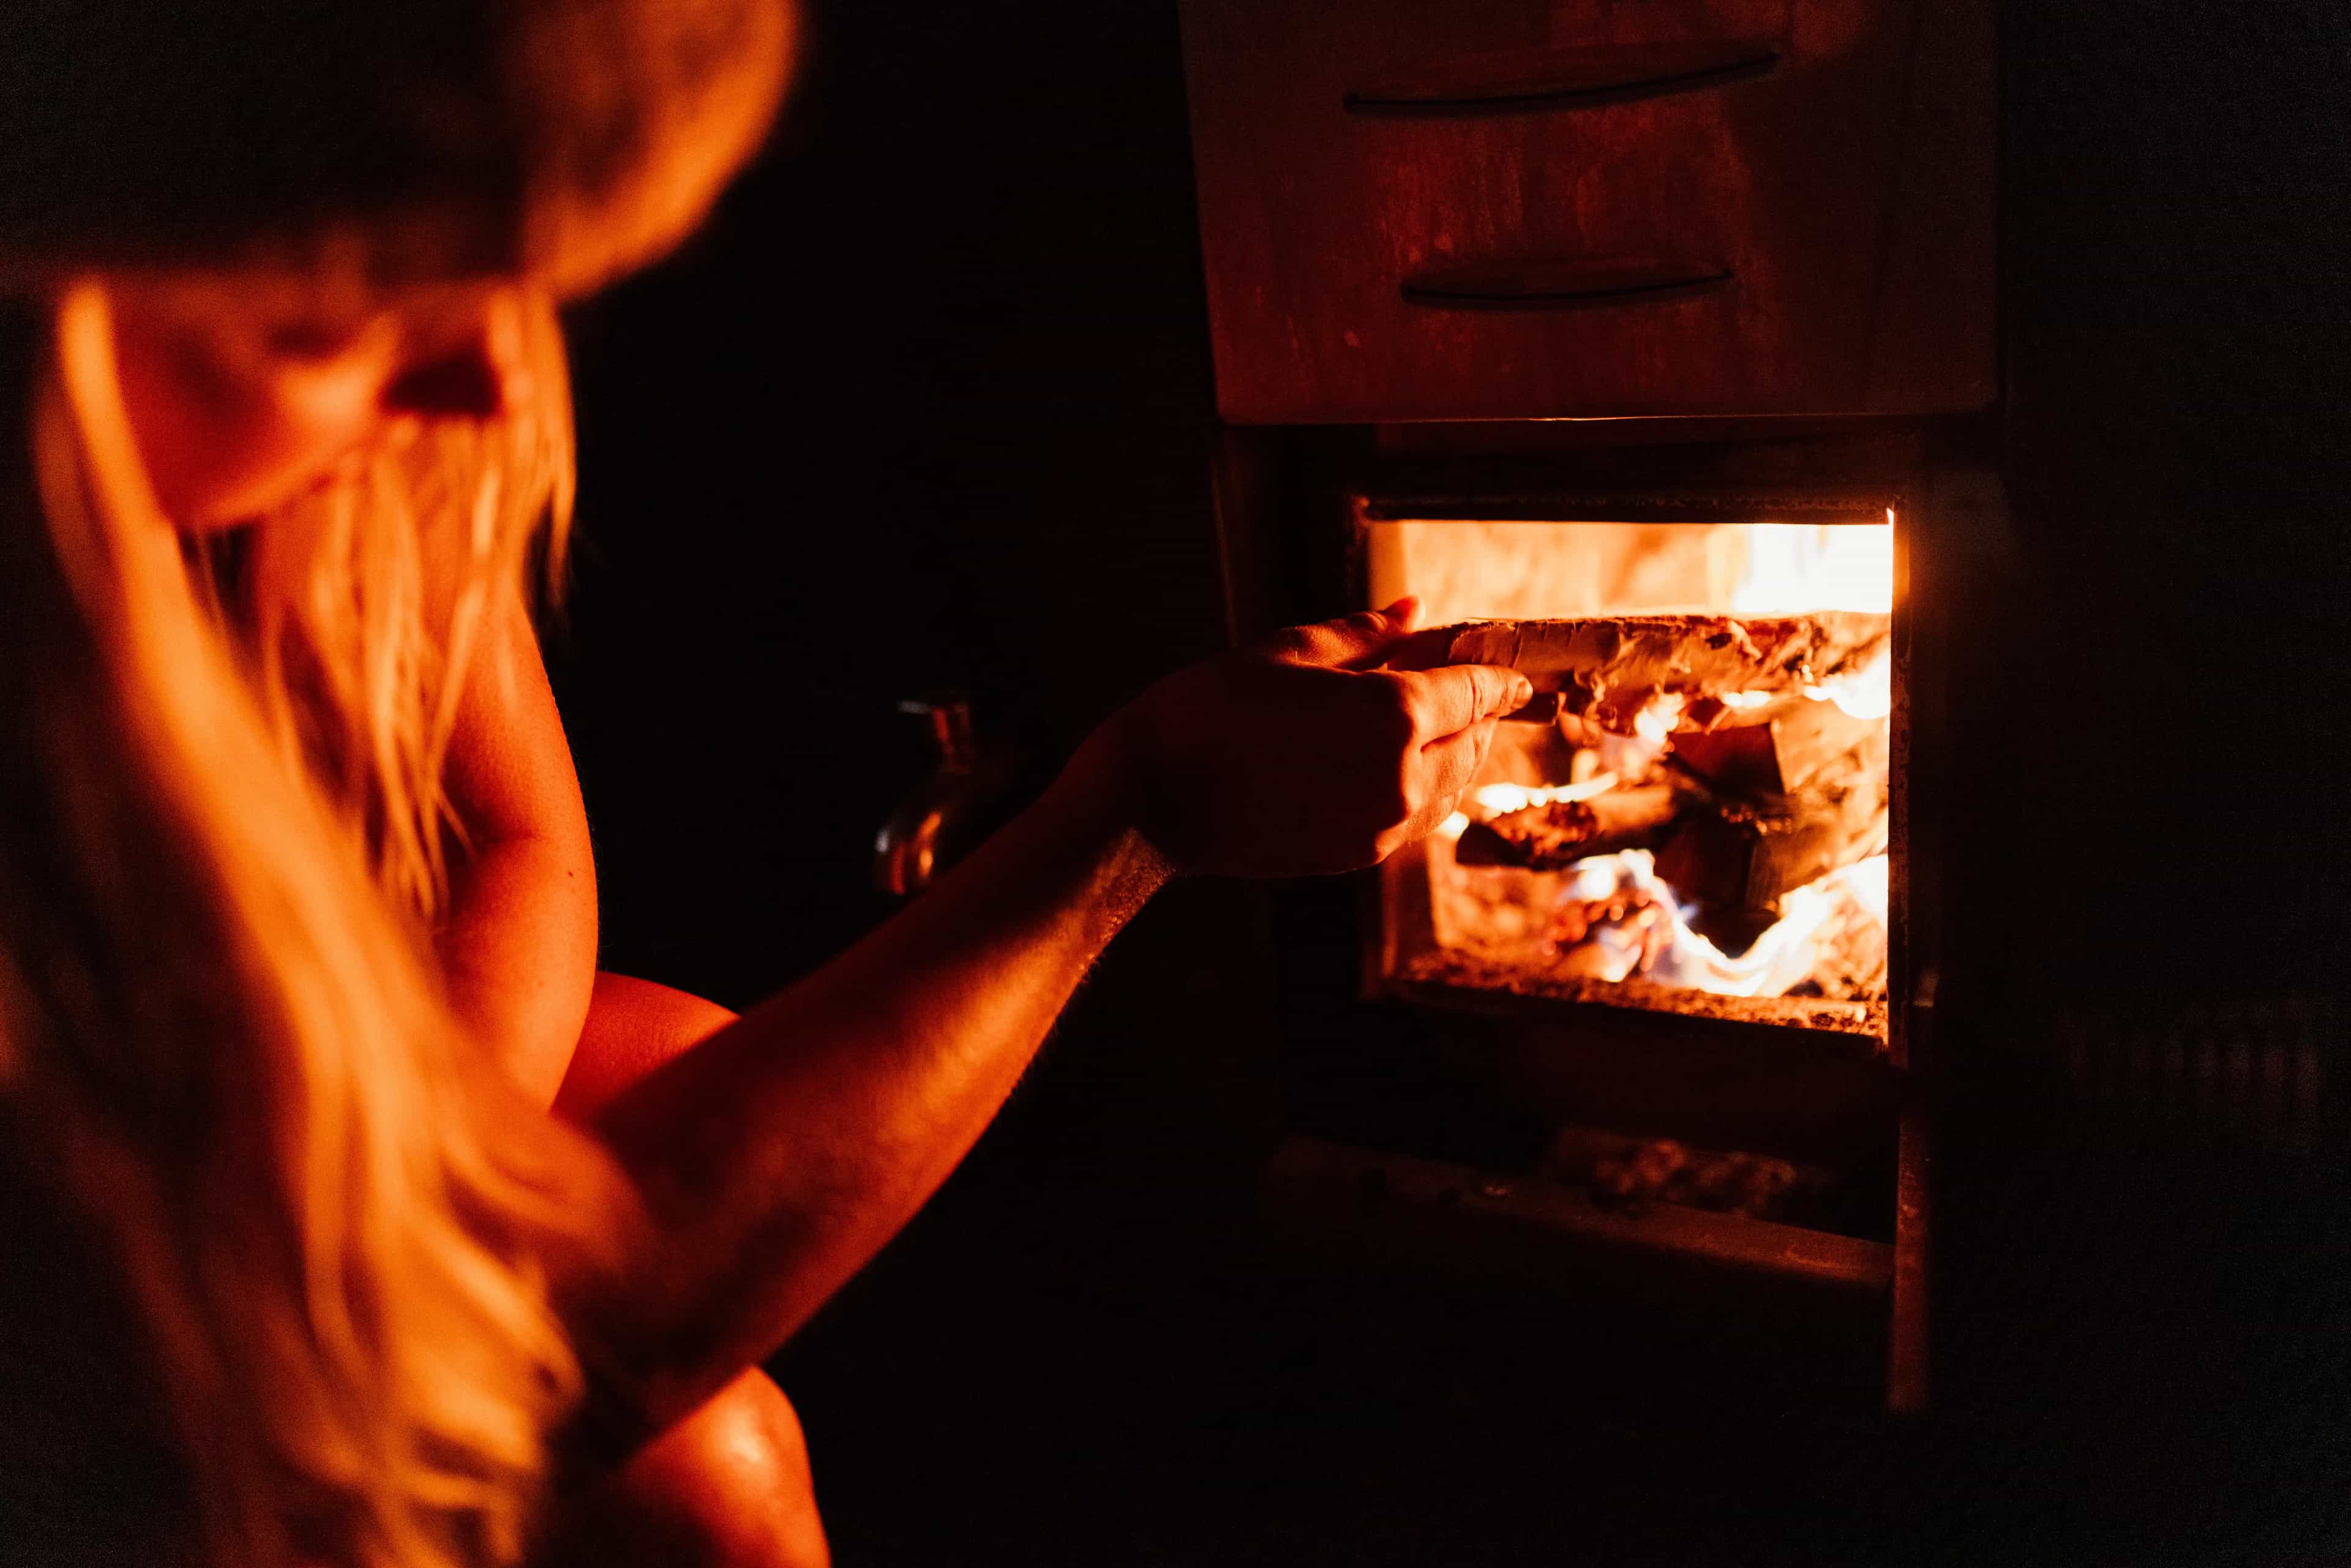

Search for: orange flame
xmin=1555 ymin=852 xmax=1887 ymax=996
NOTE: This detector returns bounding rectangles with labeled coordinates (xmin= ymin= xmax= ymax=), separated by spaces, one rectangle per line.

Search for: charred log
xmin=1655 ymin=716 xmax=1889 ymax=921
xmin=1454 ymin=785 xmax=1682 ymax=869
xmin=1669 ymin=700 xmax=1881 ymax=800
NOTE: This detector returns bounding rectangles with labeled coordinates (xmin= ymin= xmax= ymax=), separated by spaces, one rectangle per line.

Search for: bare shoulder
xmin=442 ymin=588 xmax=587 ymax=841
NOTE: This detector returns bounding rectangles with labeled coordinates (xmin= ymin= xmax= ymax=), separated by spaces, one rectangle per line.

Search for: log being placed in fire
xmin=1398 ymin=613 xmax=1891 ymax=738
xmin=1453 ymin=784 xmax=1681 ymax=869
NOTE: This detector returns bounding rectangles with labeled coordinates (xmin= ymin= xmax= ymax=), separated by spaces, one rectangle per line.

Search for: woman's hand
xmin=1071 ymin=599 xmax=1532 ymax=878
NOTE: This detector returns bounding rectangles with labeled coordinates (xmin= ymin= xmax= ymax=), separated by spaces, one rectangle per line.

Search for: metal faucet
xmin=874 ymin=697 xmax=988 ymax=896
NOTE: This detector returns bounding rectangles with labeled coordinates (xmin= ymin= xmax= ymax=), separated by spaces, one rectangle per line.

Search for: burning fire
xmin=1540 ymin=850 xmax=1889 ymax=996
xmin=1469 ymin=775 xmax=1621 ymax=816
xmin=1726 ymin=516 xmax=1894 ymax=615
xmin=1804 ymin=654 xmax=1892 ymax=722
xmin=1730 ymin=519 xmax=1894 ymax=721
xmin=1428 ymin=810 xmax=1889 ymax=1001
xmin=1391 ymin=508 xmax=1897 ymax=1013
xmin=1440 ymin=778 xmax=1625 ymax=842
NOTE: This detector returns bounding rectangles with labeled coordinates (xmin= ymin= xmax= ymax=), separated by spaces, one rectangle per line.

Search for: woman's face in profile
xmin=105 ymin=274 xmax=537 ymax=530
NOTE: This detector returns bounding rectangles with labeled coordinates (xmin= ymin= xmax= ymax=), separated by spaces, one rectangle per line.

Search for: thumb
xmin=1275 ymin=598 xmax=1419 ymax=670
xmin=1406 ymin=662 xmax=1535 ymax=737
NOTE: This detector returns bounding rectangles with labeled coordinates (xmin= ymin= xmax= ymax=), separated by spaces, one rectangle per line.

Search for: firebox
xmin=1204 ymin=426 xmax=1950 ymax=1408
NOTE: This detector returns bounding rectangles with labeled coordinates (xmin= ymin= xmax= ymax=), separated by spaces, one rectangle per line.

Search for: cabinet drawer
xmin=1178 ymin=0 xmax=1993 ymax=423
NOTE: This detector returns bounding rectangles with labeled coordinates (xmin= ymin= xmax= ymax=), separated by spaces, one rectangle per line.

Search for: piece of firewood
xmin=1670 ymin=700 xmax=1886 ymax=805
xmin=1654 ymin=723 xmax=1888 ymax=919
xmin=1453 ymin=785 xmax=1682 ymax=869
xmin=1397 ymin=613 xmax=1890 ymax=737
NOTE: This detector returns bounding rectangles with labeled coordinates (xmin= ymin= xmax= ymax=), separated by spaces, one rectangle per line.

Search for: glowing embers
xmin=1427 ymin=827 xmax=1889 ymax=1001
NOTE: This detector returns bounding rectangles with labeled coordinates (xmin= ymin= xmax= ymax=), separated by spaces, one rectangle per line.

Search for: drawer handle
xmin=1345 ymin=39 xmax=1777 ymax=116
xmin=1401 ymin=259 xmax=1734 ymax=311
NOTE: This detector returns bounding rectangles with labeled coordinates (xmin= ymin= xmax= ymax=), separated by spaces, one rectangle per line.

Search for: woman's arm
xmin=575 ymin=605 xmax=1529 ymax=1433
xmin=437 ymin=588 xmax=600 ymax=1104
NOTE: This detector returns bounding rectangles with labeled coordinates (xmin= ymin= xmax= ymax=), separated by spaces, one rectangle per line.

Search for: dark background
xmin=548 ymin=2 xmax=2351 ymax=1561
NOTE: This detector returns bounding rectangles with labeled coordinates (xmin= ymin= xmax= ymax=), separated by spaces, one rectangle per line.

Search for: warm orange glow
xmin=1726 ymin=522 xmax=1893 ymax=614
xmin=1472 ymin=775 xmax=1621 ymax=815
xmin=1427 ymin=828 xmax=1888 ymax=1000
xmin=1630 ymin=690 xmax=1687 ymax=745
xmin=1387 ymin=508 xmax=1896 ymax=1016
xmin=1368 ymin=517 xmax=1894 ymax=623
xmin=1805 ymin=652 xmax=1893 ymax=721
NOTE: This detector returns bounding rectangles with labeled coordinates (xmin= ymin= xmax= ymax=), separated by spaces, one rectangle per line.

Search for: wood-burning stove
xmin=1177 ymin=0 xmax=1994 ymax=1408
xmin=1210 ymin=423 xmax=1976 ymax=1409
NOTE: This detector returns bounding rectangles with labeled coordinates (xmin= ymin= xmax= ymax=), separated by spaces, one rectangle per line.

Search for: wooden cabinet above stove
xmin=1176 ymin=0 xmax=1993 ymax=424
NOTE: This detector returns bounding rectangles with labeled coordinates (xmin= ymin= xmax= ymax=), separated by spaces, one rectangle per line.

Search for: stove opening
xmin=1368 ymin=509 xmax=1898 ymax=1046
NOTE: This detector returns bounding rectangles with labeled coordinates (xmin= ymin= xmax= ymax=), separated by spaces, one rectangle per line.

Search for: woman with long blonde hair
xmin=0 ymin=2 xmax=1529 ymax=1565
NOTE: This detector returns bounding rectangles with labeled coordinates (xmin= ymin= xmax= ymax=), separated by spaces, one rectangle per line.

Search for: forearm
xmin=438 ymin=831 xmax=599 ymax=1105
xmin=580 ymin=743 xmax=1168 ymax=1428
